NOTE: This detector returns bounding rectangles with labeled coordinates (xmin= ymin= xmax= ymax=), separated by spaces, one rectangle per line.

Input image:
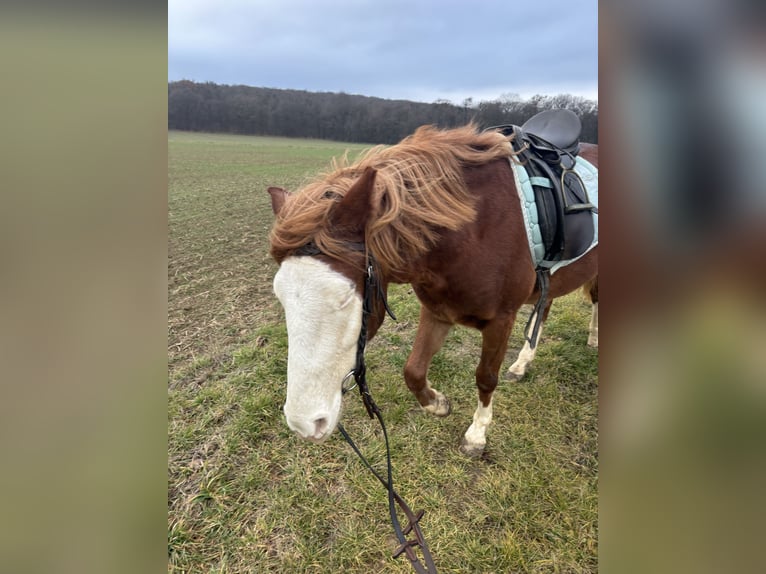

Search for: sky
xmin=168 ymin=0 xmax=598 ymax=105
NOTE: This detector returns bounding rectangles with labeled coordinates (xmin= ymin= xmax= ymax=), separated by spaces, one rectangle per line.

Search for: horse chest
xmin=412 ymin=282 xmax=495 ymax=327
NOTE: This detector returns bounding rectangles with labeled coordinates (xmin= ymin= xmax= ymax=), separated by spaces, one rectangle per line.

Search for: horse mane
xmin=269 ymin=123 xmax=517 ymax=277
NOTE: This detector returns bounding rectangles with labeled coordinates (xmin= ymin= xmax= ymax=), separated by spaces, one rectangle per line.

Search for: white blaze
xmin=273 ymin=257 xmax=362 ymax=442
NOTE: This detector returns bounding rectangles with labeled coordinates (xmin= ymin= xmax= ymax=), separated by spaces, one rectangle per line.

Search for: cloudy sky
xmin=169 ymin=0 xmax=598 ymax=104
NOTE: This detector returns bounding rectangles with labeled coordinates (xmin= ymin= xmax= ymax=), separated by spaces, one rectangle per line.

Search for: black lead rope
xmin=338 ymin=254 xmax=437 ymax=574
xmin=336 ymin=421 xmax=436 ymax=574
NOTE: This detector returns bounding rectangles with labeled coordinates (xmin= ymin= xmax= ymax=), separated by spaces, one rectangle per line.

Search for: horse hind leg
xmin=403 ymin=307 xmax=452 ymax=417
xmin=506 ymin=302 xmax=552 ymax=381
xmin=585 ymin=277 xmax=598 ymax=348
xmin=461 ymin=315 xmax=514 ymax=457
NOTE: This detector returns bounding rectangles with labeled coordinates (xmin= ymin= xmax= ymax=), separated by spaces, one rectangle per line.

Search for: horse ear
xmin=267 ymin=187 xmax=289 ymax=215
xmin=331 ymin=167 xmax=377 ymax=233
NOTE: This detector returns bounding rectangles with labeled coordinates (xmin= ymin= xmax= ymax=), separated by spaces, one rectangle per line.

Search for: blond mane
xmin=269 ymin=124 xmax=517 ymax=277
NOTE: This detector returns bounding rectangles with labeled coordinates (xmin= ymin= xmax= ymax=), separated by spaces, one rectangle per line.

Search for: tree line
xmin=168 ymin=80 xmax=598 ymax=145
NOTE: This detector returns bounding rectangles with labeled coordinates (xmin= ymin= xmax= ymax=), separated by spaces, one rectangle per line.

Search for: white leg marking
xmin=460 ymin=398 xmax=493 ymax=455
xmin=421 ymin=382 xmax=450 ymax=416
xmin=587 ymin=302 xmax=599 ymax=348
xmin=508 ymin=320 xmax=543 ymax=380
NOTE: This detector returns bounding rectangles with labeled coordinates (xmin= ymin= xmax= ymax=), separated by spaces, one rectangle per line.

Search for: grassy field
xmin=168 ymin=130 xmax=598 ymax=573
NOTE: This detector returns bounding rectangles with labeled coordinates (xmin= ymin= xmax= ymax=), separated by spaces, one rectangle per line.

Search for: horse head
xmin=268 ymin=168 xmax=377 ymax=442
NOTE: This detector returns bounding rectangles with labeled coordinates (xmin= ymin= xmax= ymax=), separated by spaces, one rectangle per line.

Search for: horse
xmin=267 ymin=122 xmax=598 ymax=456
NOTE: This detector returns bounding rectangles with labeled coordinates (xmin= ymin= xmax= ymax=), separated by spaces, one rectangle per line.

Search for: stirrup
xmin=561 ymin=168 xmax=597 ymax=214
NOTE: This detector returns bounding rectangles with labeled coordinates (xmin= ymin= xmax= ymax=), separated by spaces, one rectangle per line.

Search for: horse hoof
xmin=459 ymin=438 xmax=485 ymax=458
xmin=505 ymin=369 xmax=523 ymax=382
xmin=422 ymin=393 xmax=451 ymax=417
xmin=587 ymin=336 xmax=598 ymax=348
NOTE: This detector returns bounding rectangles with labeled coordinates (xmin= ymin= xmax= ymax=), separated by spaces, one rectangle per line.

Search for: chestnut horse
xmin=267 ymin=124 xmax=598 ymax=456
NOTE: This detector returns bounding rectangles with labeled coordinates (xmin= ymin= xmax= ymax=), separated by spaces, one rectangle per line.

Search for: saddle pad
xmin=510 ymin=155 xmax=598 ymax=274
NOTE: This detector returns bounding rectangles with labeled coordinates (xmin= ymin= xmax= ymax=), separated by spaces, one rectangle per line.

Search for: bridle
xmin=292 ymin=241 xmax=438 ymax=574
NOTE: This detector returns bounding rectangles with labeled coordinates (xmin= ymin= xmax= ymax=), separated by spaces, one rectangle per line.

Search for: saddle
xmin=489 ymin=109 xmax=598 ymax=345
xmin=519 ymin=108 xmax=581 ymax=156
xmin=490 ymin=109 xmax=597 ymax=264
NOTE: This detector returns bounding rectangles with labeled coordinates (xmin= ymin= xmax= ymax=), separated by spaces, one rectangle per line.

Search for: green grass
xmin=168 ymin=131 xmax=598 ymax=573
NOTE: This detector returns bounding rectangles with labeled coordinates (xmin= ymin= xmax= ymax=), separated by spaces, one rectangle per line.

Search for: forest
xmin=168 ymin=80 xmax=598 ymax=145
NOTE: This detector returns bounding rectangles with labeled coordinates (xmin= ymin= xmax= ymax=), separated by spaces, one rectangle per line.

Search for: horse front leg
xmin=461 ymin=315 xmax=514 ymax=457
xmin=506 ymin=302 xmax=552 ymax=381
xmin=403 ymin=307 xmax=452 ymax=416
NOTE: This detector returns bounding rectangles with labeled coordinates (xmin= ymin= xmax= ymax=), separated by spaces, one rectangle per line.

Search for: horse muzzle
xmin=284 ymin=408 xmax=338 ymax=443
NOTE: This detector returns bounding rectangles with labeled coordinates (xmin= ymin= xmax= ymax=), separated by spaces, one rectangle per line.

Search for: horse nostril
xmin=314 ymin=417 xmax=328 ymax=436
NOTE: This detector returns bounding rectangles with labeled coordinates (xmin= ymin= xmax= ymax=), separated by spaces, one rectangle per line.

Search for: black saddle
xmin=488 ymin=109 xmax=596 ymax=263
xmin=521 ymin=108 xmax=582 ymax=155
xmin=487 ymin=109 xmax=598 ymax=347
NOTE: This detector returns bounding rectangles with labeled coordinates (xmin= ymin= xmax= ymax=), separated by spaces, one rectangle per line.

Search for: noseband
xmin=292 ymin=241 xmax=437 ymax=574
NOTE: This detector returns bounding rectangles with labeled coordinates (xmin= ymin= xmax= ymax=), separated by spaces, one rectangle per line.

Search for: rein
xmin=293 ymin=241 xmax=438 ymax=574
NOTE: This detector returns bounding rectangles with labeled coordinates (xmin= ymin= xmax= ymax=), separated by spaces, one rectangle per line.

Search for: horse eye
xmin=323 ymin=190 xmax=341 ymax=200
